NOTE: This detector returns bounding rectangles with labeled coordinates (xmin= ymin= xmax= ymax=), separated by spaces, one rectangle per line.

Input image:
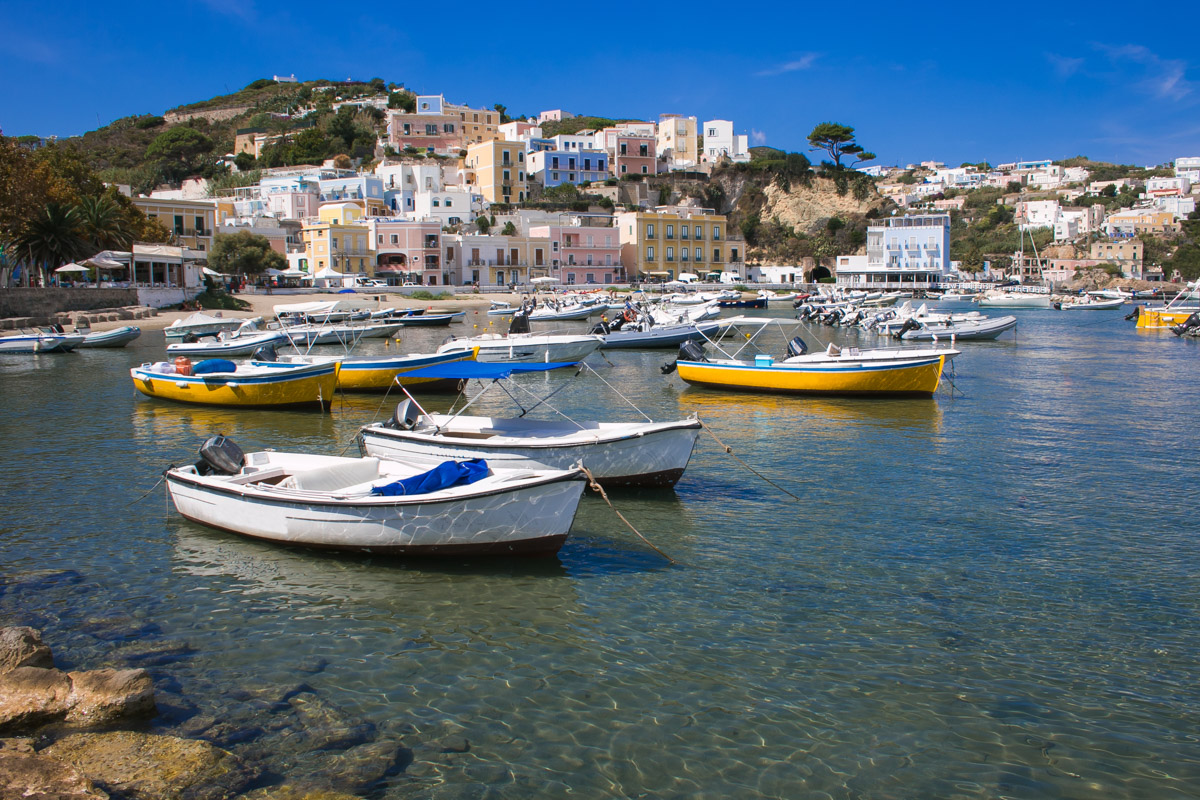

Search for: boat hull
xmin=899 ymin=316 xmax=1017 ymax=341
xmin=1136 ymin=307 xmax=1198 ymax=329
xmin=360 ymin=419 xmax=701 ymax=488
xmin=676 ymin=356 xmax=947 ymax=397
xmin=277 ymin=350 xmax=475 ymax=392
xmin=166 ymin=331 xmax=287 ymax=357
xmin=79 ymin=326 xmax=141 ymax=348
xmin=0 ymin=334 xmax=74 ymax=353
xmin=977 ymin=294 xmax=1052 ymax=308
xmin=598 ymin=322 xmax=722 ymax=349
xmin=165 ymin=469 xmax=584 ymax=555
xmin=131 ymin=362 xmax=340 ymax=408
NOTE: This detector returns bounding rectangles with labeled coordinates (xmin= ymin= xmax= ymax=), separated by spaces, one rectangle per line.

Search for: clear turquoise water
xmin=2 ymin=305 xmax=1199 ymax=798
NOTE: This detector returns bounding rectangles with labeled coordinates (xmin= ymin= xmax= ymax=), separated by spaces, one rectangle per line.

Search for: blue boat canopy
xmin=399 ymin=362 xmax=576 ymax=380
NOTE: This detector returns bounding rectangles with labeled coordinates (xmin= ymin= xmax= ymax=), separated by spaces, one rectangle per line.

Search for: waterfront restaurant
xmin=835 ymin=213 xmax=954 ymax=290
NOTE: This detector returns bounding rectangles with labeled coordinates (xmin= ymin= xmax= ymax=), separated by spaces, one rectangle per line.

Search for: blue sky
xmin=2 ymin=0 xmax=1197 ymax=168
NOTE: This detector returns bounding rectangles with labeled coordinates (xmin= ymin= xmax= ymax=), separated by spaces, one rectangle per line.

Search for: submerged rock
xmin=237 ymin=787 xmax=363 ymax=800
xmin=43 ymin=731 xmax=256 ymax=800
xmin=65 ymin=668 xmax=157 ymax=726
xmin=0 ymin=666 xmax=73 ymax=734
xmin=0 ymin=745 xmax=110 ymax=799
xmin=0 ymin=626 xmax=55 ymax=673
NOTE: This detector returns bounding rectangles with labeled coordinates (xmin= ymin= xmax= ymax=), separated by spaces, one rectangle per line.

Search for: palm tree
xmin=76 ymin=195 xmax=132 ymax=252
xmin=12 ymin=202 xmax=87 ymax=285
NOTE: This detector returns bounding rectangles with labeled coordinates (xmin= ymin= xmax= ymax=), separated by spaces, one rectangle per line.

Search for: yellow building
xmin=465 ymin=140 xmax=528 ymax=204
xmin=616 ymin=206 xmax=740 ymax=280
xmin=657 ymin=114 xmax=699 ymax=168
xmin=447 ymin=102 xmax=500 ymax=147
xmin=301 ymin=203 xmax=376 ymax=277
xmin=131 ymin=198 xmax=216 ymax=252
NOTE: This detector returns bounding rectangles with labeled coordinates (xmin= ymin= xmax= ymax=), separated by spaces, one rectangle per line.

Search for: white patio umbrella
xmin=202 ymin=267 xmax=224 ymax=277
xmin=54 ymin=263 xmax=90 ymax=274
xmin=530 ymin=276 xmax=559 ymax=284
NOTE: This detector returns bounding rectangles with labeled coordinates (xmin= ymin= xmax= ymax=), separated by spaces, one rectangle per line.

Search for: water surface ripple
xmin=1 ymin=306 xmax=1198 ymax=798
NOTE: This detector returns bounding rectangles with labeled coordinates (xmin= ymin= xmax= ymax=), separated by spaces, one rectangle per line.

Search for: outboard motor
xmin=893 ymin=318 xmax=921 ymax=340
xmin=252 ymin=344 xmax=278 ymax=362
xmin=786 ymin=336 xmax=808 ymax=358
xmin=196 ymin=434 xmax=244 ymax=476
xmin=1171 ymin=311 xmax=1200 ymax=337
xmin=1125 ymin=305 xmax=1141 ymax=322
xmin=182 ymin=332 xmax=200 ymax=344
xmin=385 ymin=398 xmax=421 ymax=430
xmin=678 ymin=339 xmax=708 ymax=363
xmin=508 ymin=311 xmax=531 ymax=335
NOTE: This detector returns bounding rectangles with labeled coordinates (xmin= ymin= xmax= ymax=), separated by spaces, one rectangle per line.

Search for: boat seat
xmin=281 ymin=458 xmax=382 ymax=492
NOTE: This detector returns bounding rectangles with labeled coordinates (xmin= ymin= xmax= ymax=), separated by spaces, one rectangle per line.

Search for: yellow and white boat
xmin=670 ymin=317 xmax=957 ymax=398
xmin=265 ymin=348 xmax=479 ymax=392
xmin=1135 ymin=282 xmax=1200 ymax=329
xmin=131 ymin=359 xmax=340 ymax=409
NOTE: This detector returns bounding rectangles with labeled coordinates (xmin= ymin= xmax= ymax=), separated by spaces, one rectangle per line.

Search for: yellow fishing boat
xmin=265 ymin=348 xmax=478 ymax=392
xmin=1135 ymin=282 xmax=1200 ymax=329
xmin=131 ymin=359 xmax=340 ymax=409
xmin=669 ymin=317 xmax=957 ymax=398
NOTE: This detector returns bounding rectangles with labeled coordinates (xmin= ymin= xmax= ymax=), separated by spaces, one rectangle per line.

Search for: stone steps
xmin=0 ymin=307 xmax=158 ymax=330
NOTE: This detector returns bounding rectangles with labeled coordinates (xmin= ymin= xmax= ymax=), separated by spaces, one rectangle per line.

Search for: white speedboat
xmin=166 ymin=329 xmax=288 ymax=357
xmin=164 ymin=313 xmax=256 ymax=340
xmin=976 ymin=289 xmax=1052 ymax=309
xmin=528 ymin=302 xmax=597 ymax=322
xmin=166 ymin=436 xmax=586 ymax=556
xmin=438 ymin=333 xmax=600 ymax=364
xmin=0 ymin=332 xmax=78 ymax=353
xmin=590 ymin=317 xmax=724 ymax=349
xmin=1058 ymin=296 xmax=1125 ymax=311
xmin=892 ymin=314 xmax=1018 ymax=341
xmin=359 ymin=368 xmax=702 ymax=487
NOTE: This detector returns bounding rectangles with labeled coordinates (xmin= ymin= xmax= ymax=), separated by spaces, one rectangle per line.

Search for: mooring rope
xmin=578 ymin=465 xmax=675 ymax=564
xmin=698 ymin=420 xmax=801 ymax=501
xmin=126 ymin=471 xmax=167 ymax=507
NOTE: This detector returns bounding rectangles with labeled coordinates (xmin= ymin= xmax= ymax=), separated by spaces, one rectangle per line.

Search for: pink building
xmin=368 ymin=218 xmax=443 ymax=284
xmin=611 ymin=134 xmax=657 ymax=178
xmin=528 ymin=224 xmax=622 ymax=285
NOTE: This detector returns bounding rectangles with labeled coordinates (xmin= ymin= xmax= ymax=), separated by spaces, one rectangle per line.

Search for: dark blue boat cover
xmin=399 ymin=362 xmax=575 ymax=380
xmin=192 ymin=359 xmax=237 ymax=374
xmin=370 ymin=458 xmax=489 ymax=496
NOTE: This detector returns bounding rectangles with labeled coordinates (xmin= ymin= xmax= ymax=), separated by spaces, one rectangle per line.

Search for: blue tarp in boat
xmin=398 ymin=362 xmax=575 ymax=380
xmin=370 ymin=458 xmax=489 ymax=496
xmin=192 ymin=359 xmax=237 ymax=374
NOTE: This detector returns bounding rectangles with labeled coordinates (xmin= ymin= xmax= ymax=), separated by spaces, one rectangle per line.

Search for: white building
xmin=701 ymin=120 xmax=749 ymax=164
xmin=1156 ymin=195 xmax=1197 ymax=217
xmin=411 ymin=188 xmax=480 ymax=227
xmin=1175 ymin=156 xmax=1200 ymax=182
xmin=836 ymin=214 xmax=952 ymax=290
xmin=1146 ymin=176 xmax=1192 ymax=197
xmin=1016 ymin=200 xmax=1062 ymax=230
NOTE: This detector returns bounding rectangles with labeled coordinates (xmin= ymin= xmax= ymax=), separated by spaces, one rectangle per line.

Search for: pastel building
xmin=446 ymin=233 xmax=552 ymax=286
xmin=701 ymin=120 xmax=749 ymax=164
xmin=131 ymin=197 xmax=216 ymax=252
xmin=367 ymin=218 xmax=443 ymax=284
xmin=836 ymin=213 xmax=952 ymax=290
xmin=1175 ymin=156 xmax=1200 ymax=182
xmin=411 ymin=188 xmax=480 ymax=227
xmin=385 ymin=94 xmax=464 ymax=156
xmin=261 ymin=175 xmax=321 ymax=220
xmin=300 ymin=203 xmax=374 ymax=277
xmin=657 ymin=114 xmax=698 ymax=169
xmin=616 ymin=206 xmax=738 ymax=281
xmin=528 ymin=224 xmax=621 ymax=284
xmin=528 ymin=148 xmax=609 ymax=188
xmin=605 ymin=131 xmax=656 ymax=177
xmin=318 ymin=175 xmax=387 ymax=217
xmin=447 ymin=100 xmax=500 ymax=146
xmin=465 ymin=140 xmax=528 ymax=203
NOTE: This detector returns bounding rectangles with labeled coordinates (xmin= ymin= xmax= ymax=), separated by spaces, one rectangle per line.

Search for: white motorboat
xmin=758 ymin=291 xmax=798 ymax=303
xmin=166 ymin=328 xmax=289 ymax=357
xmin=166 ymin=436 xmax=586 ymax=556
xmin=591 ymin=318 xmax=724 ymax=349
xmin=1058 ymin=296 xmax=1125 ymax=311
xmin=892 ymin=314 xmax=1018 ymax=341
xmin=437 ymin=310 xmax=600 ymax=364
xmin=164 ymin=313 xmax=257 ymax=340
xmin=359 ymin=363 xmax=702 ymax=488
xmin=487 ymin=302 xmax=518 ymax=316
xmin=437 ymin=332 xmax=600 ymax=364
xmin=79 ymin=326 xmax=142 ymax=348
xmin=274 ymin=322 xmax=403 ymax=347
xmin=0 ymin=332 xmax=78 ymax=354
xmin=976 ymin=289 xmax=1052 ymax=309
xmin=528 ymin=302 xmax=597 ymax=322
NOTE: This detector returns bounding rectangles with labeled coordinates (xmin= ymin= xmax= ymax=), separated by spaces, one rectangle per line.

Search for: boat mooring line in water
xmin=699 ymin=420 xmax=801 ymax=502
xmin=580 ymin=363 xmax=655 ymax=422
xmin=126 ymin=471 xmax=168 ymax=508
xmin=579 ymin=465 xmax=676 ymax=565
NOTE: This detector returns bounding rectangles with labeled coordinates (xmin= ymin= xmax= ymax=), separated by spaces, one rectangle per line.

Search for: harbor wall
xmin=0 ymin=288 xmax=141 ymax=319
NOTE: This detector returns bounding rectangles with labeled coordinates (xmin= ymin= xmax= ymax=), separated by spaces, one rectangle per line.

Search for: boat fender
xmin=386 ymin=399 xmax=421 ymax=431
xmin=252 ymin=345 xmax=278 ymax=362
xmin=197 ymin=434 xmax=244 ymax=476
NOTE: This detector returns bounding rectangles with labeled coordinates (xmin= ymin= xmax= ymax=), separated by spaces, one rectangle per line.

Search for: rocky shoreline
xmin=0 ymin=625 xmax=371 ymax=800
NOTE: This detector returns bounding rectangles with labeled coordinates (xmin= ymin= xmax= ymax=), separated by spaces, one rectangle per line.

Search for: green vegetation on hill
xmin=1053 ymin=156 xmax=1172 ymax=182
